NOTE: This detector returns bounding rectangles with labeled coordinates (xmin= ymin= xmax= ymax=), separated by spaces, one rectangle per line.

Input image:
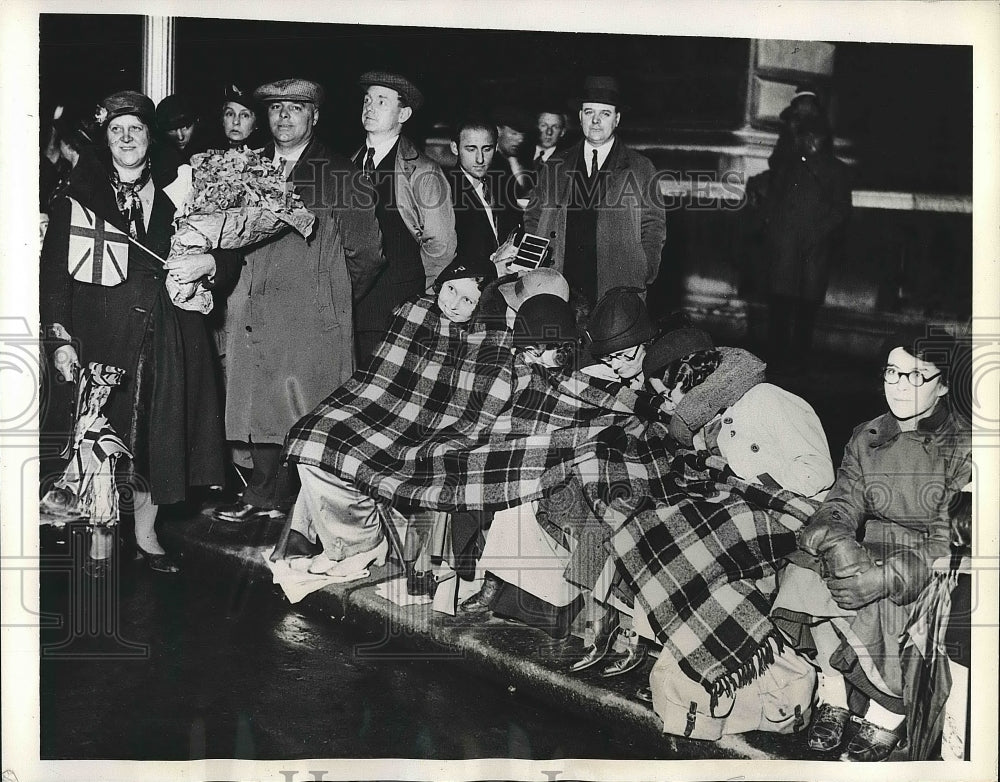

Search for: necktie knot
xmin=363 ymin=147 xmax=376 ymax=181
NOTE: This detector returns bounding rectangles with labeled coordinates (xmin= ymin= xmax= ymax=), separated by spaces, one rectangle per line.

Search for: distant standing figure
xmin=764 ymin=115 xmax=851 ymax=363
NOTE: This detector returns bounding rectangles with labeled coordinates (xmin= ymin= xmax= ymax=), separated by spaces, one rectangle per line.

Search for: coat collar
xmin=869 ymin=400 xmax=955 ymax=448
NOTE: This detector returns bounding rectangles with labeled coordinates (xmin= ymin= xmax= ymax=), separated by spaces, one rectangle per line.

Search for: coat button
xmin=723 ymin=417 xmax=733 ymax=425
xmin=750 ymin=443 xmax=760 ymax=452
xmin=245 ymin=325 xmax=252 ymax=333
xmin=729 ymin=430 xmax=736 ymax=437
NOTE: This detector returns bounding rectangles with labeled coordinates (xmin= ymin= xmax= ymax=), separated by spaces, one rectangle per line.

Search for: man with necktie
xmin=353 ymin=70 xmax=458 ymax=360
xmin=523 ymin=76 xmax=666 ymax=325
xmin=216 ymin=78 xmax=384 ymax=524
xmin=532 ymin=109 xmax=568 ymax=170
xmin=449 ymin=118 xmax=519 ymax=268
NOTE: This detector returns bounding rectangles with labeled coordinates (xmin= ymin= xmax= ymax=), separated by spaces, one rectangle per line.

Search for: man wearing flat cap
xmin=523 ymin=76 xmax=666 ymax=321
xmin=217 ymin=77 xmax=385 ymax=524
xmin=353 ymin=70 xmax=458 ymax=359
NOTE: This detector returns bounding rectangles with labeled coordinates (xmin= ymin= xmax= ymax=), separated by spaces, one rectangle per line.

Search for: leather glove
xmin=821 ymin=538 xmax=875 ymax=579
xmin=797 ymin=520 xmax=855 ymax=558
xmin=827 ymin=564 xmax=889 ymax=610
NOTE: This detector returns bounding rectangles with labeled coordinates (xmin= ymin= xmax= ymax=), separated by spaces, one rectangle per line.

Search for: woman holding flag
xmin=40 ymin=90 xmax=241 ymax=574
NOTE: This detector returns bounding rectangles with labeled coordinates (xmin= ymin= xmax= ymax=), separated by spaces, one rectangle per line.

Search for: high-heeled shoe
xmin=600 ymin=629 xmax=648 ymax=677
xmin=308 ymin=537 xmax=388 ymax=577
xmin=136 ymin=546 xmax=180 ymax=574
xmin=569 ymin=613 xmax=621 ymax=673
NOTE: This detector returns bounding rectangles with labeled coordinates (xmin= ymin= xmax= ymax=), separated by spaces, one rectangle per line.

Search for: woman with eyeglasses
xmin=773 ymin=327 xmax=971 ymax=761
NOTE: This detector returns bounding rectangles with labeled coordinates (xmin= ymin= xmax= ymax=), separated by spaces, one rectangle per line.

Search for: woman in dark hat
xmin=40 ymin=90 xmax=242 ymax=575
xmin=220 ymin=83 xmax=264 ymax=149
xmin=155 ymin=93 xmax=205 ymax=162
xmin=773 ymin=326 xmax=971 ymax=761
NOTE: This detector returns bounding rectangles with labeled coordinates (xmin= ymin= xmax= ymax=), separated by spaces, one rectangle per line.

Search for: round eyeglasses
xmin=882 ymin=365 xmax=941 ymax=387
xmin=600 ymin=345 xmax=642 ymax=366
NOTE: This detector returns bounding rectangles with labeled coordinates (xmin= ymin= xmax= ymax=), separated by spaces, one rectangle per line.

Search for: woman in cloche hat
xmin=40 ymin=90 xmax=242 ymax=576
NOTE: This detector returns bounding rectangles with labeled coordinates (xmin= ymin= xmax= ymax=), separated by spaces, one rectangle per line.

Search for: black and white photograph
xmin=2 ymin=2 xmax=998 ymax=781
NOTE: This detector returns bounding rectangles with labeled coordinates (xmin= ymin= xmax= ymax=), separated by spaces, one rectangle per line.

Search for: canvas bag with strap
xmin=649 ymin=637 xmax=815 ymax=741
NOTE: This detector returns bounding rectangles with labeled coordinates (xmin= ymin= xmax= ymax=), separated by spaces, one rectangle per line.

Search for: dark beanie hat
xmin=435 ymin=254 xmax=498 ymax=290
xmin=155 ymin=94 xmax=198 ymax=131
xmin=515 ymin=294 xmax=577 ymax=345
xmin=643 ymin=328 xmax=715 ymax=378
xmin=585 ymin=287 xmax=654 ymax=357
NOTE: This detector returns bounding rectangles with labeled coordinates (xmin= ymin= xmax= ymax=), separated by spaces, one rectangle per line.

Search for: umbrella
xmin=900 ymin=564 xmax=960 ymax=760
xmin=40 ymin=362 xmax=130 ymax=527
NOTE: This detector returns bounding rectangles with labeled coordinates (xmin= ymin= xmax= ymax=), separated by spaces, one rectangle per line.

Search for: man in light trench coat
xmin=215 ymin=78 xmax=385 ymax=523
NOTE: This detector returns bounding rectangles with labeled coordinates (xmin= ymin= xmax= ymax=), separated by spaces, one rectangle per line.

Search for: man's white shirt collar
xmin=584 ymin=137 xmax=615 ymax=175
xmin=534 ymin=146 xmax=556 ymax=162
xmin=462 ymin=169 xmax=497 ymax=238
xmin=273 ymin=138 xmax=312 ymax=174
xmin=365 ymin=134 xmax=401 ymax=168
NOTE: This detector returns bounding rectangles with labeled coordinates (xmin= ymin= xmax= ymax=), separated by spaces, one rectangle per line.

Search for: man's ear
xmin=311 ymin=107 xmax=320 ymax=127
xmin=399 ymin=106 xmax=413 ymax=125
xmin=936 ymin=379 xmax=950 ymax=399
xmin=449 ymin=140 xmax=459 ymax=157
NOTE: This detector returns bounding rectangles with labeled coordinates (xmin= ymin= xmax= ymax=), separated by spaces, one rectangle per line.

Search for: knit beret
xmin=435 ymin=254 xmax=498 ymax=289
xmin=254 ymin=79 xmax=325 ymax=107
xmin=97 ymin=90 xmax=155 ymax=127
xmin=585 ymin=287 xmax=654 ymax=358
xmin=359 ymin=71 xmax=424 ymax=111
xmin=643 ymin=328 xmax=715 ymax=379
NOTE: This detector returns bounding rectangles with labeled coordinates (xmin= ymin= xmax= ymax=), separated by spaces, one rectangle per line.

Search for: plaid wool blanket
xmin=284 ymin=295 xmax=647 ymax=511
xmin=574 ymin=429 xmax=821 ymax=697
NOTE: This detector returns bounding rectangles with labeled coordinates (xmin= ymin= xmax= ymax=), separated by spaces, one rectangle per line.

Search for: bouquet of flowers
xmin=166 ymin=146 xmax=317 ymax=313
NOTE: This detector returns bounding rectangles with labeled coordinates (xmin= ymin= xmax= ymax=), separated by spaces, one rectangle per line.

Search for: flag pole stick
xmin=125 ymin=235 xmax=169 ymax=265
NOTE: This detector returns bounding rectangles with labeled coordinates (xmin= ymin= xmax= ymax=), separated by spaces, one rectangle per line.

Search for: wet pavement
xmin=38 ymin=350 xmax=888 ymax=762
xmin=39 ymin=527 xmax=673 ymax=760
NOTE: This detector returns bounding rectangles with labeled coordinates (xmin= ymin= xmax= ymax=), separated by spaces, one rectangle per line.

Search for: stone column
xmin=141 ymin=16 xmax=175 ymax=104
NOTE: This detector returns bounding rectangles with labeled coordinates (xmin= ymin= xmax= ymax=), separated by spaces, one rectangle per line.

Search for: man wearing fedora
xmin=353 ymin=70 xmax=457 ymax=359
xmin=523 ymin=76 xmax=666 ymax=319
xmin=216 ymin=78 xmax=385 ymax=524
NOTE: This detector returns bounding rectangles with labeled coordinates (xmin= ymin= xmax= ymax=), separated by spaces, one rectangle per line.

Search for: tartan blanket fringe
xmin=708 ymin=631 xmax=785 ymax=706
xmin=575 ymin=429 xmax=819 ymax=693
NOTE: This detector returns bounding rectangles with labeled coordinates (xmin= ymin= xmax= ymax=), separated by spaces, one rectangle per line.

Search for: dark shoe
xmin=406 ymin=565 xmax=438 ymax=597
xmin=459 ymin=574 xmax=501 ymax=613
xmin=213 ymin=502 xmax=286 ymax=523
xmin=635 ymin=685 xmax=653 ymax=703
xmin=568 ymin=615 xmax=621 ymax=673
xmin=808 ymin=703 xmax=851 ymax=752
xmin=842 ymin=718 xmax=901 ymax=762
xmin=600 ymin=631 xmax=648 ymax=677
xmin=136 ymin=546 xmax=180 ymax=574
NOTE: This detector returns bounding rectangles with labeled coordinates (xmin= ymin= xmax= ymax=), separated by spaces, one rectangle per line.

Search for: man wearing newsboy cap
xmin=352 ymin=70 xmax=457 ymax=359
xmin=216 ymin=77 xmax=386 ymax=524
xmin=523 ymin=76 xmax=666 ymax=318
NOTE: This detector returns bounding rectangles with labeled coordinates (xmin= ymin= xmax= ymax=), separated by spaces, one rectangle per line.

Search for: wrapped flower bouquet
xmin=166 ymin=146 xmax=317 ymax=313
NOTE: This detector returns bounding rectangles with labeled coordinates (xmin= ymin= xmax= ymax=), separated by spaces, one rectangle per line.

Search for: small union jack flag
xmin=67 ymin=198 xmax=129 ymax=286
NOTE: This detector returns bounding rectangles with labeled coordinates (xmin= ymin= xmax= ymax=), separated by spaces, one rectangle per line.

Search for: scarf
xmin=109 ymin=160 xmax=152 ymax=241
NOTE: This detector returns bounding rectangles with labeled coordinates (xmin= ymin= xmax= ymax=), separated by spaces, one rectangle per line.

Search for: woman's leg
xmin=132 ymin=489 xmax=163 ymax=554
